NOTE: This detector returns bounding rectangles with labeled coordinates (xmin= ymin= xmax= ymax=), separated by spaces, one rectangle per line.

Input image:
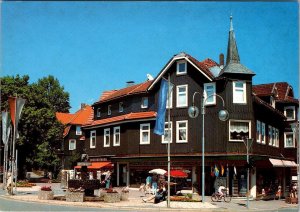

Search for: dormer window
xmin=176 ymin=60 xmax=187 ymax=75
xmin=97 ymin=108 xmax=101 ymax=117
xmin=119 ymin=102 xmax=124 ymax=113
xmin=76 ymin=125 xmax=82 ymax=135
xmin=108 ymin=105 xmax=111 ymax=115
xmin=141 ymin=97 xmax=148 ymax=108
xmin=284 ymin=106 xmax=296 ymax=120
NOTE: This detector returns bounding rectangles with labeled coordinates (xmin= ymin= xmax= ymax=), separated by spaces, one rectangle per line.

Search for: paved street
xmin=0 ymin=183 xmax=299 ymax=211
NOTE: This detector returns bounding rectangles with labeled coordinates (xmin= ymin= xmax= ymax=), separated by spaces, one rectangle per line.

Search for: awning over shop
xmin=75 ymin=162 xmax=112 ymax=169
xmin=269 ymin=158 xmax=297 ymax=167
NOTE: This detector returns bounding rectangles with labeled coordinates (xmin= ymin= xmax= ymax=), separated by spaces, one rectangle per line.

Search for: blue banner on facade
xmin=154 ymin=78 xmax=168 ymax=135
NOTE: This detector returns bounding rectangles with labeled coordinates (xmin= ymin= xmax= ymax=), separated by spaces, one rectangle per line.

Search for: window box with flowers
xmin=103 ymin=188 xmax=121 ymax=203
xmin=38 ymin=186 xmax=54 ymax=200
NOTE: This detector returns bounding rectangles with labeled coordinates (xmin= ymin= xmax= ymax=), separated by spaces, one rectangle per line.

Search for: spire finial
xmin=230 ymin=15 xmax=233 ymax=31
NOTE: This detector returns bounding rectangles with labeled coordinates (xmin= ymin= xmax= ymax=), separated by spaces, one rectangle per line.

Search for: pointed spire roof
xmin=220 ymin=16 xmax=255 ymax=76
xmin=226 ymin=16 xmax=240 ymax=64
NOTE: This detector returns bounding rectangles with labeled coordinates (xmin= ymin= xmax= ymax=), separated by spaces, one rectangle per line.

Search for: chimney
xmin=81 ymin=103 xmax=86 ymax=109
xmin=126 ymin=81 xmax=135 ymax=87
xmin=219 ymin=53 xmax=224 ymax=68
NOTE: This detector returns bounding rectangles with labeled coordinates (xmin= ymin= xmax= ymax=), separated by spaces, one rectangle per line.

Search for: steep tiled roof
xmin=253 ymin=82 xmax=297 ymax=104
xmin=202 ymin=58 xmax=219 ymax=68
xmin=253 ymin=95 xmax=286 ymax=119
xmin=56 ymin=105 xmax=93 ymax=125
xmin=99 ymin=90 xmax=117 ymax=101
xmin=95 ymin=81 xmax=153 ymax=105
xmin=56 ymin=113 xmax=75 ymax=125
xmin=185 ymin=54 xmax=215 ymax=79
xmin=83 ymin=111 xmax=156 ymax=128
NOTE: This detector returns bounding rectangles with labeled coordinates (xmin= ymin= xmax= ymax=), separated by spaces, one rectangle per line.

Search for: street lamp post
xmin=188 ymin=92 xmax=229 ymax=203
xmin=291 ymin=122 xmax=299 ymax=205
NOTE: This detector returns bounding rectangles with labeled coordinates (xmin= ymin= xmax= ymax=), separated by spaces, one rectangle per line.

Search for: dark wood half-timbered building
xmin=77 ymin=17 xmax=298 ymax=198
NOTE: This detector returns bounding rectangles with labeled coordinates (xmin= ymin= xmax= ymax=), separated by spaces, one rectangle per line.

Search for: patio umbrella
xmin=149 ymin=168 xmax=167 ymax=175
xmin=164 ymin=170 xmax=188 ymax=178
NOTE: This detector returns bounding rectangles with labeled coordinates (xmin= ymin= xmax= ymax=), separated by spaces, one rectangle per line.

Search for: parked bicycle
xmin=211 ymin=189 xmax=232 ymax=202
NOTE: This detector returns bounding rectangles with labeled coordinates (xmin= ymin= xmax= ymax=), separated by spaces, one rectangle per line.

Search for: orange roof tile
xmin=57 ymin=105 xmax=93 ymax=126
xmin=56 ymin=113 xmax=75 ymax=125
xmin=186 ymin=54 xmax=215 ymax=79
xmin=84 ymin=111 xmax=156 ymax=128
xmin=201 ymin=58 xmax=219 ymax=68
xmin=253 ymin=82 xmax=297 ymax=103
xmin=63 ymin=125 xmax=71 ymax=138
xmin=70 ymin=105 xmax=94 ymax=125
xmin=95 ymin=81 xmax=152 ymax=104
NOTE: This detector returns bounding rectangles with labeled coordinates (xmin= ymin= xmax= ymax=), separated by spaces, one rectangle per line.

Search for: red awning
xmin=164 ymin=170 xmax=188 ymax=178
xmin=75 ymin=162 xmax=112 ymax=169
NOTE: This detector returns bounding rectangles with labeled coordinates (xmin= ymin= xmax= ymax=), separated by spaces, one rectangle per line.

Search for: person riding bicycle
xmin=218 ymin=185 xmax=227 ymax=197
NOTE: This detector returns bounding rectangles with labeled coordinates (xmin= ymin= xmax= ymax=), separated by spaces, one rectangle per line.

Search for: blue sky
xmin=2 ymin=2 xmax=299 ymax=113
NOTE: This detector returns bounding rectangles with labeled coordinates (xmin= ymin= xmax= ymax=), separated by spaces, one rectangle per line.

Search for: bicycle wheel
xmin=224 ymin=194 xmax=232 ymax=203
xmin=211 ymin=193 xmax=218 ymax=202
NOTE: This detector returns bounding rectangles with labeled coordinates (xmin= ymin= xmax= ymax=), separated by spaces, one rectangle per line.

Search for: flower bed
xmin=170 ymin=196 xmax=200 ymax=202
xmin=17 ymin=181 xmax=36 ymax=187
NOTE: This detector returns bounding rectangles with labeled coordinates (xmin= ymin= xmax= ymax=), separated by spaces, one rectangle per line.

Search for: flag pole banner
xmin=8 ymin=97 xmax=17 ymax=127
xmin=154 ymin=78 xmax=168 ymax=135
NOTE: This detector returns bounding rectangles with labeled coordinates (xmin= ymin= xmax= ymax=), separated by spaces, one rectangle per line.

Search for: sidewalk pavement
xmin=0 ymin=183 xmax=299 ymax=212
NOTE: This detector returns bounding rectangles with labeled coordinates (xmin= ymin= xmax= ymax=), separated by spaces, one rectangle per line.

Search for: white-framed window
xmin=97 ymin=108 xmax=101 ymax=117
xmin=284 ymin=106 xmax=296 ymax=120
xmin=76 ymin=125 xmax=82 ymax=135
xmin=256 ymin=120 xmax=261 ymax=143
xmin=204 ymin=83 xmax=216 ymax=105
xmin=176 ymin=60 xmax=187 ymax=75
xmin=113 ymin=126 xmax=120 ymax=146
xmin=166 ymin=88 xmax=173 ymax=109
xmin=104 ymin=128 xmax=110 ymax=147
xmin=233 ymin=81 xmax=246 ymax=104
xmin=108 ymin=105 xmax=111 ymax=115
xmin=90 ymin=130 xmax=96 ymax=148
xmin=229 ymin=120 xmax=251 ymax=142
xmin=119 ymin=102 xmax=124 ymax=113
xmin=261 ymin=122 xmax=266 ymax=144
xmin=176 ymin=120 xmax=188 ymax=143
xmin=162 ymin=122 xmax=172 ymax=144
xmin=140 ymin=123 xmax=150 ymax=145
xmin=176 ymin=85 xmax=188 ymax=107
xmin=141 ymin=97 xmax=148 ymax=108
xmin=284 ymin=132 xmax=295 ymax=148
xmin=268 ymin=125 xmax=272 ymax=146
xmin=69 ymin=139 xmax=76 ymax=150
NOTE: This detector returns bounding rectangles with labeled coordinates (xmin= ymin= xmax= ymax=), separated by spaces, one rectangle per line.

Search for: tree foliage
xmin=1 ymin=75 xmax=70 ymax=176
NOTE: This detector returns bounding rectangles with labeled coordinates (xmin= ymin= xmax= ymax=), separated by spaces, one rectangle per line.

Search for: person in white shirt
xmin=218 ymin=185 xmax=226 ymax=197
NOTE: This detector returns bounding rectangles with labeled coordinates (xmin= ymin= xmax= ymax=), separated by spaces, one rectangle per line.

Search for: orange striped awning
xmin=75 ymin=162 xmax=112 ymax=169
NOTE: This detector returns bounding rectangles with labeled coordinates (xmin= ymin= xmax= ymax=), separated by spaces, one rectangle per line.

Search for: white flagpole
xmin=11 ymin=98 xmax=17 ymax=195
xmin=167 ymin=74 xmax=171 ymax=208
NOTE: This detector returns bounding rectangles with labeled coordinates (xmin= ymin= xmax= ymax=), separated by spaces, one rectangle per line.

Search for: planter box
xmin=104 ymin=192 xmax=121 ymax=203
xmin=121 ymin=192 xmax=129 ymax=201
xmin=66 ymin=192 xmax=85 ymax=202
xmin=286 ymin=197 xmax=298 ymax=204
xmin=38 ymin=190 xmax=54 ymax=200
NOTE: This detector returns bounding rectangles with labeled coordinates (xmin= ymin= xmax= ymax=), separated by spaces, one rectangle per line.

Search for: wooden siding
xmin=83 ymin=60 xmax=297 ymax=163
xmin=63 ymin=125 xmax=85 ymax=169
